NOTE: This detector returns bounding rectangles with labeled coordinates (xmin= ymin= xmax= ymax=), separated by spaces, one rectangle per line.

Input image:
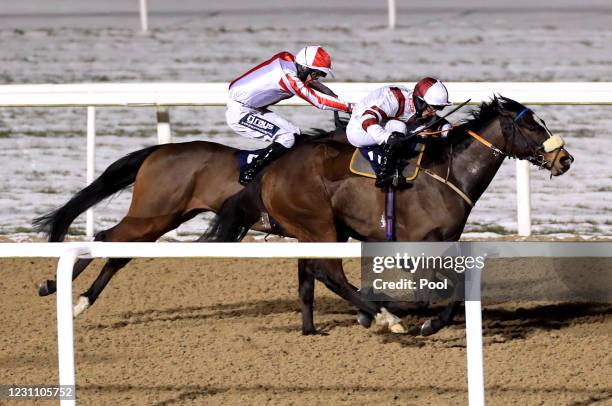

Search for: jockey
xmin=346 ymin=77 xmax=453 ymax=188
xmin=227 ymin=45 xmax=352 ymax=185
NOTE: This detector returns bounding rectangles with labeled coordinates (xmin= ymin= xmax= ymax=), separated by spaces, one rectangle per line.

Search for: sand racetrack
xmin=1 ymin=257 xmax=610 ymax=405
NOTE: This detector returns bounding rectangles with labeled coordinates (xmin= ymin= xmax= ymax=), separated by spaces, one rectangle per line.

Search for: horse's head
xmin=495 ymin=96 xmax=574 ymax=176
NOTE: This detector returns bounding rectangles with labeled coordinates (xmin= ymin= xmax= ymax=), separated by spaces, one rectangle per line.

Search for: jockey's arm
xmin=415 ymin=118 xmax=453 ymax=141
xmin=307 ymin=80 xmax=338 ymax=97
xmin=360 ymin=92 xmax=402 ymax=145
xmin=361 ymin=111 xmax=392 ymax=145
xmin=280 ymin=72 xmax=352 ymax=113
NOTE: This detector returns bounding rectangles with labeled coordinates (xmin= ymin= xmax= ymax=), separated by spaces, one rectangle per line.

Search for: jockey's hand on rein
xmin=387 ymin=132 xmax=410 ymax=148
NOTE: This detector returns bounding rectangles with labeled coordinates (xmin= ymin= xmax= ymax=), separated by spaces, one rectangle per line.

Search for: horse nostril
xmin=560 ymin=156 xmax=572 ymax=167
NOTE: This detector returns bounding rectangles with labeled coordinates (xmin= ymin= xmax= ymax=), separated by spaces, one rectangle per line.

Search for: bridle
xmin=418 ymin=104 xmax=571 ymax=207
xmin=466 ymin=107 xmax=568 ymax=170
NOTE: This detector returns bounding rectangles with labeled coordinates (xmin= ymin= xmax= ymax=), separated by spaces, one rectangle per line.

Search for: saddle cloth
xmin=349 ymin=142 xmax=426 ymax=181
xmin=236 ymin=148 xmax=267 ymax=170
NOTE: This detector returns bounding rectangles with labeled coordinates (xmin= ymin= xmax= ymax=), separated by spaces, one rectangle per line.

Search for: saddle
xmin=349 ymin=142 xmax=426 ymax=181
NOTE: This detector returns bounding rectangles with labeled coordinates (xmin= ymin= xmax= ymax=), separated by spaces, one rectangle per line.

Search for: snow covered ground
xmin=0 ymin=1 xmax=610 ymax=239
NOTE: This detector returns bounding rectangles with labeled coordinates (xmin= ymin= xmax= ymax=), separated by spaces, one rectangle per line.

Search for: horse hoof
xmin=420 ymin=319 xmax=440 ymax=336
xmin=390 ymin=322 xmax=409 ymax=334
xmin=356 ymin=311 xmax=373 ymax=328
xmin=73 ymin=296 xmax=90 ymax=317
xmin=38 ymin=280 xmax=56 ymax=296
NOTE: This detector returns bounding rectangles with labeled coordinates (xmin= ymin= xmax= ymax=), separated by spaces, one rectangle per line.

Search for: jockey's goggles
xmin=310 ymin=70 xmax=327 ymax=80
xmin=430 ymin=104 xmax=446 ymax=111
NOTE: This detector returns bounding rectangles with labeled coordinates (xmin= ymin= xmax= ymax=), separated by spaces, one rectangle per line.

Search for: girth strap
xmin=420 ymin=168 xmax=475 ymax=207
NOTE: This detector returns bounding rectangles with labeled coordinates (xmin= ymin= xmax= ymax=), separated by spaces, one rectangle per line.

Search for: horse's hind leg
xmin=298 ymin=259 xmax=316 ymax=335
xmin=305 ymin=258 xmax=395 ymax=328
xmin=73 ymin=213 xmax=180 ymax=317
xmin=38 ymin=230 xmax=108 ymax=297
xmin=73 ymin=258 xmax=132 ymax=316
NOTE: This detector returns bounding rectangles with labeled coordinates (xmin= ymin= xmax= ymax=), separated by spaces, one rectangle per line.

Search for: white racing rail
xmin=1 ymin=241 xmax=611 ymax=405
xmin=2 ymin=82 xmax=611 ymax=237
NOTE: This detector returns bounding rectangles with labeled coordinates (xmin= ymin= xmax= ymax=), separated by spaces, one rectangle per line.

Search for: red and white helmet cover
xmin=295 ymin=45 xmax=334 ymax=77
xmin=413 ymin=77 xmax=452 ymax=107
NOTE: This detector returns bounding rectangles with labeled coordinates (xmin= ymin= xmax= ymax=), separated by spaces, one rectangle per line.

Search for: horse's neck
xmin=443 ymin=119 xmax=507 ymax=203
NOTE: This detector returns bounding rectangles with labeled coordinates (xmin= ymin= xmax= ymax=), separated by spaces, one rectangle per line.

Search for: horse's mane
xmin=424 ymin=95 xmax=525 ymax=161
xmin=453 ymin=95 xmax=523 ymax=135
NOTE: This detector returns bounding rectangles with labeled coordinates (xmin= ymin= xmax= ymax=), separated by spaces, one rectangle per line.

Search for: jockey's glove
xmin=387 ymin=132 xmax=413 ymax=148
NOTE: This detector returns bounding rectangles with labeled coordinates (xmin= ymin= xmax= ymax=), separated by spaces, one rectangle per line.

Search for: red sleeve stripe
xmin=363 ymin=109 xmax=380 ymax=120
xmin=284 ymin=74 xmax=348 ymax=111
xmin=278 ymin=78 xmax=289 ymax=93
xmin=362 ymin=118 xmax=378 ymax=131
xmin=390 ymin=87 xmax=406 ymax=118
xmin=229 ymin=52 xmax=293 ymax=89
xmin=371 ymin=106 xmax=388 ymax=120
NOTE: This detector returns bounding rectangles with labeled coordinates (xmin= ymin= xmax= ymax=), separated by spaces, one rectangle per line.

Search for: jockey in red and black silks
xmin=347 ymin=77 xmax=453 ymax=189
xmin=227 ymin=45 xmax=352 ymax=185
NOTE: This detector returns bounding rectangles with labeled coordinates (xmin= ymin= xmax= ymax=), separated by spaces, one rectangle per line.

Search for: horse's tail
xmin=33 ymin=145 xmax=162 ymax=241
xmin=198 ymin=180 xmax=264 ymax=243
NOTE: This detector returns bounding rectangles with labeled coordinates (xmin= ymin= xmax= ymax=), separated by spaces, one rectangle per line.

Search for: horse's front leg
xmin=308 ymin=258 xmax=408 ymax=334
xmin=420 ymin=270 xmax=465 ymax=336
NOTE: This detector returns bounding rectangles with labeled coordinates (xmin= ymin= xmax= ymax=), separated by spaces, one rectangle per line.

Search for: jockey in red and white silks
xmin=227 ymin=45 xmax=351 ymax=185
xmin=346 ymin=78 xmax=453 ymax=188
xmin=347 ymin=85 xmax=416 ymax=147
xmin=225 ymin=46 xmax=350 ymax=148
xmin=347 ymin=80 xmax=452 ymax=147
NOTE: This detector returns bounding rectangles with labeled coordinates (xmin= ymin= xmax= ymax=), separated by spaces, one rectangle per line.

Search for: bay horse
xmin=34 ymin=96 xmax=573 ymax=336
xmin=199 ymin=96 xmax=574 ymax=335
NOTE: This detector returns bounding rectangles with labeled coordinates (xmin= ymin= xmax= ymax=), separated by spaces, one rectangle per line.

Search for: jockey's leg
xmin=238 ymin=141 xmax=289 ymax=185
xmin=226 ymin=101 xmax=298 ymax=185
xmin=376 ymin=120 xmax=412 ymax=189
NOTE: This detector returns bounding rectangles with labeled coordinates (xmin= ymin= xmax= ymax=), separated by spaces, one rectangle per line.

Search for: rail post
xmin=464 ymin=242 xmax=485 ymax=405
xmin=388 ymin=0 xmax=396 ymax=29
xmin=86 ymin=107 xmax=96 ymax=238
xmin=56 ymin=246 xmax=90 ymax=406
xmin=516 ymin=160 xmax=532 ymax=236
xmin=156 ymin=107 xmax=172 ymax=144
xmin=139 ymin=0 xmax=149 ymax=33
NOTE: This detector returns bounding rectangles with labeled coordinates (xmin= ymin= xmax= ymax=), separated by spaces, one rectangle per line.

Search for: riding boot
xmin=239 ymin=142 xmax=289 ymax=185
xmin=375 ymin=137 xmax=410 ymax=189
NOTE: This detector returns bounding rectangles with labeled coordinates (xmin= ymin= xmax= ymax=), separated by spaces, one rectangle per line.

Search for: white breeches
xmin=226 ymin=100 xmax=299 ymax=148
xmin=346 ymin=119 xmax=407 ymax=147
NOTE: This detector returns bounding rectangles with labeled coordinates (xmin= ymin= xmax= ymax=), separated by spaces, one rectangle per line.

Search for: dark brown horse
xmin=34 ymin=129 xmax=339 ymax=316
xmin=199 ymin=96 xmax=574 ymax=335
xmin=34 ymin=96 xmax=573 ymax=335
